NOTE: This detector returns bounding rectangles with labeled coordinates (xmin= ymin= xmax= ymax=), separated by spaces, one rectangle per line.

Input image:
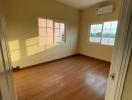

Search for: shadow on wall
xmin=8 ymin=36 xmax=60 ymax=65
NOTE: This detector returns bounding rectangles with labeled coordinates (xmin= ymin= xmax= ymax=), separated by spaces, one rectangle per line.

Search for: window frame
xmin=38 ymin=17 xmax=66 ymax=45
xmin=88 ymin=22 xmax=103 ymax=45
xmin=53 ymin=20 xmax=66 ymax=44
xmin=88 ymin=20 xmax=118 ymax=46
xmin=38 ymin=18 xmax=54 ymax=45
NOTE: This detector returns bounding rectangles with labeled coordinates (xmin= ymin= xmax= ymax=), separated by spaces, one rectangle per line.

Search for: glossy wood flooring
xmin=13 ymin=55 xmax=110 ymax=100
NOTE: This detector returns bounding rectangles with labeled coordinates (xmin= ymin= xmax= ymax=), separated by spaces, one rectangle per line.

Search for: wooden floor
xmin=13 ymin=55 xmax=110 ymax=100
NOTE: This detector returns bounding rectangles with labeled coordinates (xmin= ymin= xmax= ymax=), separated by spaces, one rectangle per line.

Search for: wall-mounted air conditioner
xmin=96 ymin=5 xmax=114 ymax=15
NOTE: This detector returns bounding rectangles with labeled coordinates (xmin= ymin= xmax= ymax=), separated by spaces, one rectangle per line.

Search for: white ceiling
xmin=56 ymin=0 xmax=107 ymax=9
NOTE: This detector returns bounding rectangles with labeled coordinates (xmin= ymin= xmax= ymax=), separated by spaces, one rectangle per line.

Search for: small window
xmin=38 ymin=18 xmax=65 ymax=46
xmin=89 ymin=21 xmax=118 ymax=46
xmin=38 ymin=19 xmax=54 ymax=45
xmin=54 ymin=22 xmax=65 ymax=43
xmin=102 ymin=21 xmax=118 ymax=45
xmin=89 ymin=24 xmax=102 ymax=43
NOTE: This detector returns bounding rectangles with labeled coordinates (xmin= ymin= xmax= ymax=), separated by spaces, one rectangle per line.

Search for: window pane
xmin=89 ymin=37 xmax=94 ymax=42
xmin=54 ymin=29 xmax=60 ymax=37
xmin=102 ymin=30 xmax=113 ymax=45
xmin=60 ymin=23 xmax=65 ymax=28
xmin=55 ymin=22 xmax=60 ymax=28
xmin=97 ymin=24 xmax=102 ymax=29
xmin=38 ymin=18 xmax=46 ymax=27
xmin=47 ymin=28 xmax=53 ymax=34
xmin=89 ymin=30 xmax=101 ymax=43
xmin=101 ymin=37 xmax=115 ymax=45
xmin=90 ymin=30 xmax=96 ymax=34
xmin=102 ymin=30 xmax=111 ymax=36
xmin=60 ymin=28 xmax=65 ymax=42
xmin=111 ymin=21 xmax=118 ymax=29
xmin=103 ymin=22 xmax=112 ymax=29
xmin=89 ymin=24 xmax=102 ymax=43
xmin=111 ymin=30 xmax=117 ymax=35
xmin=54 ymin=22 xmax=65 ymax=43
xmin=102 ymin=21 xmax=118 ymax=45
xmin=96 ymin=30 xmax=102 ymax=34
xmin=101 ymin=38 xmax=109 ymax=45
xmin=61 ymin=35 xmax=65 ymax=42
xmin=38 ymin=18 xmax=54 ymax=45
xmin=91 ymin=25 xmax=97 ymax=30
xmin=47 ymin=19 xmax=53 ymax=28
xmin=89 ymin=21 xmax=118 ymax=45
xmin=39 ymin=28 xmax=46 ymax=36
xmin=89 ymin=37 xmax=101 ymax=43
xmin=38 ymin=18 xmax=66 ymax=45
xmin=60 ymin=28 xmax=65 ymax=35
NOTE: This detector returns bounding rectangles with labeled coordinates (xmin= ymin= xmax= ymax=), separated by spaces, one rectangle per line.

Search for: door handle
xmin=110 ymin=73 xmax=116 ymax=80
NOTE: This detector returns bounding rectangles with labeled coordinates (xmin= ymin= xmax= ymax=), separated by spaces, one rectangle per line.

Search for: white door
xmin=105 ymin=0 xmax=132 ymax=99
xmin=0 ymin=15 xmax=17 ymax=100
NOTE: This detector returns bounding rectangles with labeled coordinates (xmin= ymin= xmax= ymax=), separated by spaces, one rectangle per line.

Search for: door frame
xmin=105 ymin=0 xmax=132 ymax=99
xmin=0 ymin=0 xmax=131 ymax=100
xmin=0 ymin=15 xmax=17 ymax=100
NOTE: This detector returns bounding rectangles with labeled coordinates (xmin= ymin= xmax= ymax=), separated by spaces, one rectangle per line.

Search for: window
xmin=38 ymin=18 xmax=54 ymax=45
xmin=89 ymin=21 xmax=118 ymax=46
xmin=38 ymin=18 xmax=65 ymax=46
xmin=90 ymin=24 xmax=102 ymax=43
xmin=102 ymin=21 xmax=118 ymax=45
xmin=54 ymin=22 xmax=65 ymax=43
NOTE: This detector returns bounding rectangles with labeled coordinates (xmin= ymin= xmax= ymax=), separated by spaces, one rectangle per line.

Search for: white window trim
xmin=53 ymin=20 xmax=66 ymax=44
xmin=88 ymin=21 xmax=118 ymax=46
xmin=88 ymin=22 xmax=103 ymax=45
xmin=38 ymin=17 xmax=66 ymax=44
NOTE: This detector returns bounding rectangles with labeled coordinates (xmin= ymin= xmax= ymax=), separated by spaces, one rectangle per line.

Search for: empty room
xmin=2 ymin=0 xmax=132 ymax=100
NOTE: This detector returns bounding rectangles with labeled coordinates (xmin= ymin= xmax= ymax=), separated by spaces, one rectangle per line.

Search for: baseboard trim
xmin=18 ymin=54 xmax=79 ymax=71
xmin=78 ymin=53 xmax=111 ymax=63
xmin=15 ymin=53 xmax=111 ymax=71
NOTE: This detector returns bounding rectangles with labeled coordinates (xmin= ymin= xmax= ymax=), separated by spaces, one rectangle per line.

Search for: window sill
xmin=88 ymin=42 xmax=114 ymax=47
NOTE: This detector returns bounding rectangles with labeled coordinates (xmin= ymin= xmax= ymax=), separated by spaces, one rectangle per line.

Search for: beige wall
xmin=5 ymin=0 xmax=121 ymax=68
xmin=122 ymin=53 xmax=132 ymax=100
xmin=0 ymin=0 xmax=2 ymax=15
xmin=0 ymin=0 xmax=4 ymax=16
xmin=5 ymin=0 xmax=80 ymax=68
xmin=79 ymin=0 xmax=121 ymax=62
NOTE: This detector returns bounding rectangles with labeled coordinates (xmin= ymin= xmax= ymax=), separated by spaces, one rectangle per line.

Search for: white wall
xmin=5 ymin=0 xmax=80 ymax=68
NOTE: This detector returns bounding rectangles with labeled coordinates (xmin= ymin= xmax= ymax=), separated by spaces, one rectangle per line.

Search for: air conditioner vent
xmin=96 ymin=5 xmax=114 ymax=15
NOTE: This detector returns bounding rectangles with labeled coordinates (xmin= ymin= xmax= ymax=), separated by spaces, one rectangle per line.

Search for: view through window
xmin=89 ymin=21 xmax=118 ymax=46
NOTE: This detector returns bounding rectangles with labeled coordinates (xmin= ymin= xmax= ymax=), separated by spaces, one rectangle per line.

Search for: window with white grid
xmin=89 ymin=24 xmax=102 ymax=43
xmin=38 ymin=18 xmax=65 ymax=46
xmin=89 ymin=21 xmax=118 ymax=46
xmin=54 ymin=22 xmax=65 ymax=43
